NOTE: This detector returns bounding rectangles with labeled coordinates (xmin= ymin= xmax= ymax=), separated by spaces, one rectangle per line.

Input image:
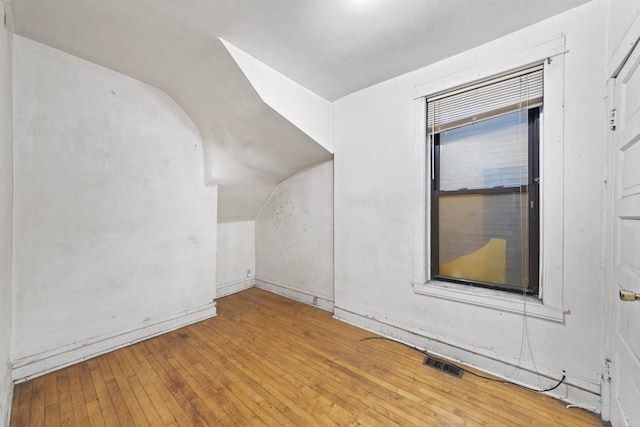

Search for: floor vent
xmin=423 ymin=356 xmax=464 ymax=378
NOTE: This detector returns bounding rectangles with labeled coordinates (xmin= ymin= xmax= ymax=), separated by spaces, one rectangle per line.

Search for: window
xmin=428 ymin=66 xmax=542 ymax=295
xmin=412 ymin=37 xmax=568 ymax=321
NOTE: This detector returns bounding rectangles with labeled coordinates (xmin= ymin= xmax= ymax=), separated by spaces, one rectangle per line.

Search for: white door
xmin=609 ymin=39 xmax=640 ymax=427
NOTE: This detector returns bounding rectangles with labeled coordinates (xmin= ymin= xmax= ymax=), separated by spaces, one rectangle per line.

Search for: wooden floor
xmin=11 ymin=288 xmax=602 ymax=426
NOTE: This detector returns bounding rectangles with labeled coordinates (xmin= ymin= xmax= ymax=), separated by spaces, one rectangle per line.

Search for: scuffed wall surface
xmin=256 ymin=161 xmax=333 ymax=305
xmin=216 ymin=221 xmax=255 ymax=297
xmin=0 ymin=3 xmax=13 ymax=423
xmin=11 ymin=36 xmax=217 ymax=375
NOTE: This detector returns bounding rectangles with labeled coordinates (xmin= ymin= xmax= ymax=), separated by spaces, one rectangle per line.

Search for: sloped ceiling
xmin=10 ymin=0 xmax=591 ymax=222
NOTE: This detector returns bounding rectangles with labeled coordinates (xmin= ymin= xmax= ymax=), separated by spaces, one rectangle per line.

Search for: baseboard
xmin=255 ymin=278 xmax=334 ymax=312
xmin=217 ymin=278 xmax=255 ymax=298
xmin=12 ymin=302 xmax=217 ymax=383
xmin=333 ymin=305 xmax=601 ymax=414
xmin=0 ymin=362 xmax=12 ymax=427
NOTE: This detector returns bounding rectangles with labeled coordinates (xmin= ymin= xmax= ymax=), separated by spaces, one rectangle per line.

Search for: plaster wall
xmin=0 ymin=3 xmax=13 ymax=423
xmin=222 ymin=40 xmax=333 ymax=153
xmin=333 ymin=1 xmax=607 ymax=410
xmin=256 ymin=161 xmax=334 ymax=310
xmin=10 ymin=0 xmax=334 ymax=224
xmin=11 ymin=36 xmax=218 ymax=380
xmin=606 ymin=0 xmax=640 ymax=72
xmin=216 ymin=221 xmax=255 ymax=297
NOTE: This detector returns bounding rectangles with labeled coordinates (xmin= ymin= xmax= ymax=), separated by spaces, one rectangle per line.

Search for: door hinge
xmin=609 ymin=108 xmax=617 ymax=131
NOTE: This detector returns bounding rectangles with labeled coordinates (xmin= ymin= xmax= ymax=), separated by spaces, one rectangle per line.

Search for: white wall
xmin=222 ymin=39 xmax=333 ymax=153
xmin=0 ymin=3 xmax=13 ymax=424
xmin=216 ymin=221 xmax=255 ymax=297
xmin=11 ymin=36 xmax=218 ymax=380
xmin=255 ymin=160 xmax=334 ymax=310
xmin=606 ymin=0 xmax=640 ymax=73
xmin=333 ymin=1 xmax=607 ymax=411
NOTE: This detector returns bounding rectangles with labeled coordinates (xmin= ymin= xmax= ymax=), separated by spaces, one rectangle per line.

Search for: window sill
xmin=412 ymin=280 xmax=568 ymax=323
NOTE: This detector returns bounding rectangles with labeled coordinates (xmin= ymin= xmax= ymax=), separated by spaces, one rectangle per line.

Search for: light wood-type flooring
xmin=10 ymin=287 xmax=602 ymax=426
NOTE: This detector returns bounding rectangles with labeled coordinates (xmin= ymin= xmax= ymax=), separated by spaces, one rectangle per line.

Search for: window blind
xmin=427 ymin=65 xmax=543 ymax=133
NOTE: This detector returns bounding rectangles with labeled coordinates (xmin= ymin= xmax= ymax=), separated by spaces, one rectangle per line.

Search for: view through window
xmin=428 ymin=66 xmax=541 ymax=294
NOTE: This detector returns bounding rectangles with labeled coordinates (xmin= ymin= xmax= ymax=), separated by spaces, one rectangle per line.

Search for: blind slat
xmin=427 ymin=66 xmax=543 ymax=133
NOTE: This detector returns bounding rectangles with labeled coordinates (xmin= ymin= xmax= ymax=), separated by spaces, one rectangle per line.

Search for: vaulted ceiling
xmin=10 ymin=0 xmax=591 ymax=222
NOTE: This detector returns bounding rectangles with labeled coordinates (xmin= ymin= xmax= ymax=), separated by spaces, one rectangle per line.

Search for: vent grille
xmin=423 ymin=356 xmax=464 ymax=378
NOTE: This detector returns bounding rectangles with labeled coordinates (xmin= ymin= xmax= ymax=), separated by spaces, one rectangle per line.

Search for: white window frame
xmin=412 ymin=36 xmax=569 ymax=323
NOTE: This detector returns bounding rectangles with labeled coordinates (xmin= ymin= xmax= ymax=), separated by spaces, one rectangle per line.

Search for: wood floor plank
xmin=110 ymin=350 xmax=163 ymax=425
xmin=160 ymin=335 xmax=277 ymax=426
xmin=188 ymin=324 xmax=323 ymax=425
xmin=10 ymin=288 xmax=603 ymax=426
xmin=56 ymin=370 xmax=75 ymax=426
xmin=149 ymin=335 xmax=246 ymax=425
xmin=85 ymin=399 xmax=106 ymax=427
xmin=125 ymin=343 xmax=193 ymax=426
xmin=66 ymin=365 xmax=91 ymax=426
xmin=28 ymin=376 xmax=46 ymax=426
xmin=200 ymin=314 xmax=427 ymax=426
xmin=215 ymin=295 xmax=483 ymax=425
xmin=98 ymin=354 xmax=136 ymax=426
xmin=43 ymin=372 xmax=60 ymax=427
xmin=224 ymin=330 xmax=408 ymax=425
xmin=136 ymin=341 xmax=210 ymax=427
xmin=10 ymin=380 xmax=32 ymax=427
xmin=104 ymin=352 xmax=152 ymax=426
xmin=176 ymin=326 xmax=335 ymax=426
xmin=309 ymin=337 xmax=516 ymax=425
xmin=197 ymin=322 xmax=363 ymax=425
xmin=76 ymin=362 xmax=98 ymax=404
xmin=86 ymin=358 xmax=120 ymax=427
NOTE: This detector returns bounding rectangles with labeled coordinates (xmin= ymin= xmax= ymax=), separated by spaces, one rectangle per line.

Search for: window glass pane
xmin=439 ymin=111 xmax=528 ymax=191
xmin=438 ymin=193 xmax=528 ymax=289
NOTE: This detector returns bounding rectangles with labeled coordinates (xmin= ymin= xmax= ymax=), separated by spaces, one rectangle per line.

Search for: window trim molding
xmin=412 ymin=280 xmax=568 ymax=322
xmin=412 ymin=36 xmax=568 ymax=321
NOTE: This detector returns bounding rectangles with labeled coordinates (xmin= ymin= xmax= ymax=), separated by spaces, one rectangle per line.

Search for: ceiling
xmin=10 ymin=0 xmax=591 ymax=221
